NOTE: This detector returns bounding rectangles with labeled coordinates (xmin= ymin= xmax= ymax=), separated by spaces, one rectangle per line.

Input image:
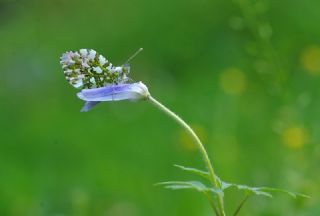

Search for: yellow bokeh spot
xmin=178 ymin=124 xmax=207 ymax=152
xmin=282 ymin=127 xmax=308 ymax=150
xmin=219 ymin=68 xmax=246 ymax=95
xmin=301 ymin=46 xmax=320 ymax=75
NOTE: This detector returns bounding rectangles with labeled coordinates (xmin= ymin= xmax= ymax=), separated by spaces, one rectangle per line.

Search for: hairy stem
xmin=148 ymin=95 xmax=225 ymax=215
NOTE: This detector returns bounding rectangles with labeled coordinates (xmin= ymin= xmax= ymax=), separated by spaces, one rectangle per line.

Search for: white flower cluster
xmin=60 ymin=49 xmax=130 ymax=89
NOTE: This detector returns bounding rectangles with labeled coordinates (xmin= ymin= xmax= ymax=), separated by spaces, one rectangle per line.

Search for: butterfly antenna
xmin=125 ymin=48 xmax=143 ymax=64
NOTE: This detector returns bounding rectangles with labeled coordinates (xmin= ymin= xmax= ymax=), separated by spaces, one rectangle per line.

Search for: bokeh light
xmin=219 ymin=68 xmax=247 ymax=95
xmin=301 ymin=46 xmax=320 ymax=75
xmin=282 ymin=126 xmax=308 ymax=150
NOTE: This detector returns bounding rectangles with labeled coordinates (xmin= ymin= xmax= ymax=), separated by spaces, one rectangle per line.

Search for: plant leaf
xmin=156 ymin=181 xmax=209 ymax=192
xmin=174 ymin=164 xmax=210 ymax=180
xmin=258 ymin=187 xmax=310 ymax=199
xmin=222 ymin=182 xmax=272 ymax=198
xmin=235 ymin=185 xmax=273 ymax=197
xmin=221 ymin=181 xmax=310 ymax=199
xmin=173 ymin=164 xmax=224 ymax=188
xmin=156 ymin=180 xmax=223 ymax=196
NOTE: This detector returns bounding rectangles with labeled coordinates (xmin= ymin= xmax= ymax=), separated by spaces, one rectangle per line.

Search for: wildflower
xmin=60 ymin=48 xmax=149 ymax=112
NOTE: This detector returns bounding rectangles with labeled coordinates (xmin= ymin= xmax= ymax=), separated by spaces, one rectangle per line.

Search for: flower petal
xmin=77 ymin=82 xmax=149 ymax=102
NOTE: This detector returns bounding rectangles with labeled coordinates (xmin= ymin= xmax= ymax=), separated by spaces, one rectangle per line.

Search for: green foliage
xmin=157 ymin=165 xmax=310 ymax=214
xmin=0 ymin=0 xmax=318 ymax=215
xmin=256 ymin=187 xmax=310 ymax=199
xmin=173 ymin=164 xmax=211 ymax=180
xmin=156 ymin=181 xmax=210 ymax=192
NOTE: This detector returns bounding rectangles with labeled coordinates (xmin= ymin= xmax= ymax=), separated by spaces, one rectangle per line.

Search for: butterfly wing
xmin=60 ymin=49 xmax=130 ymax=89
xmin=80 ymin=101 xmax=101 ymax=112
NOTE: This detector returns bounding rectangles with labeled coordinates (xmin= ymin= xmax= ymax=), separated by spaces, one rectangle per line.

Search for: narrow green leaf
xmin=220 ymin=181 xmax=272 ymax=197
xmin=228 ymin=184 xmax=273 ymax=198
xmin=173 ymin=164 xmax=224 ymax=188
xmin=174 ymin=164 xmax=210 ymax=180
xmin=220 ymin=180 xmax=310 ymax=199
xmin=156 ymin=180 xmax=223 ymax=197
xmin=156 ymin=181 xmax=209 ymax=192
xmin=220 ymin=181 xmax=232 ymax=190
xmin=259 ymin=187 xmax=310 ymax=199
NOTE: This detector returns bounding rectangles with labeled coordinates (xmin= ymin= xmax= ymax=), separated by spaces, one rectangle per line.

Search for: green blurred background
xmin=0 ymin=0 xmax=319 ymax=215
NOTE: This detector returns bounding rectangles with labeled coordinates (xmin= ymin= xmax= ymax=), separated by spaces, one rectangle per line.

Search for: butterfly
xmin=60 ymin=48 xmax=145 ymax=112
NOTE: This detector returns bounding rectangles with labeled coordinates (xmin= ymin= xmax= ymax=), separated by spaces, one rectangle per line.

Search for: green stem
xmin=205 ymin=192 xmax=220 ymax=216
xmin=233 ymin=194 xmax=250 ymax=216
xmin=148 ymin=95 xmax=226 ymax=216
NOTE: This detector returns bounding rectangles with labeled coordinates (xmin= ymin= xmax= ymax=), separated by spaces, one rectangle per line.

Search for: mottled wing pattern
xmin=60 ymin=49 xmax=130 ymax=89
